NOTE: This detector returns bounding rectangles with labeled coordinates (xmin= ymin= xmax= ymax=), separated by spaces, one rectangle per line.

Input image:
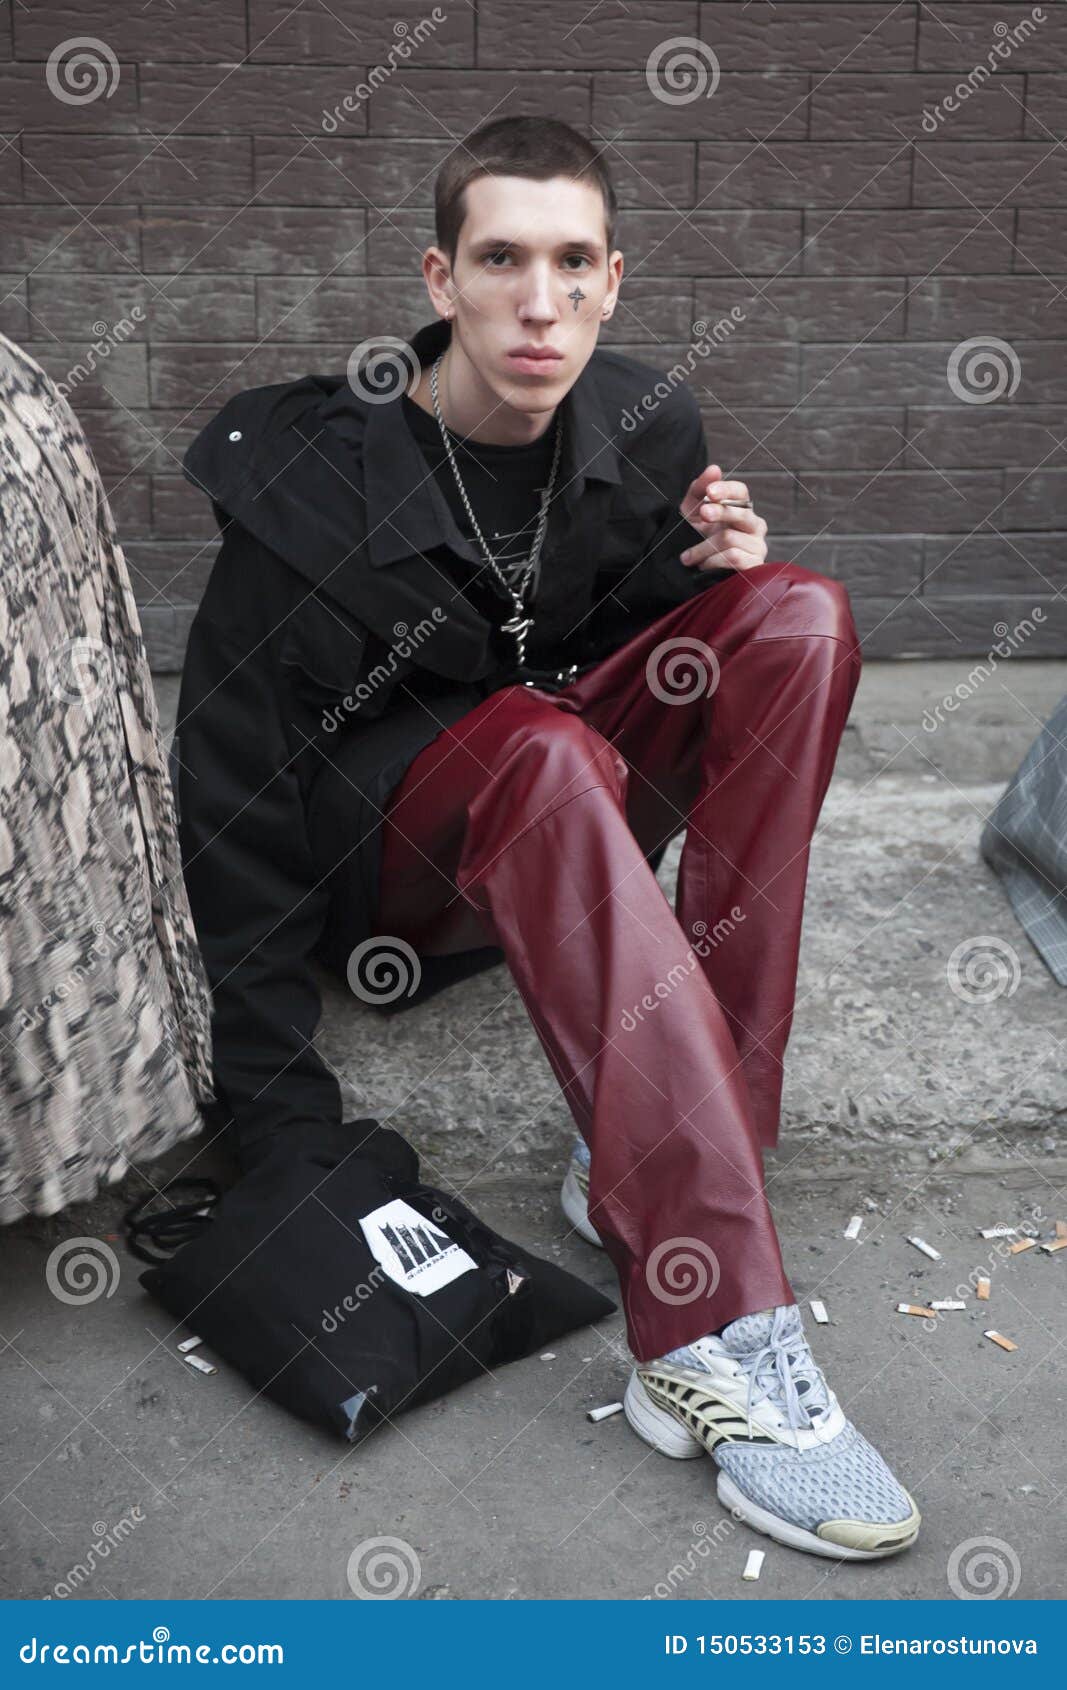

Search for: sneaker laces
xmin=727 ymin=1306 xmax=832 ymax=1446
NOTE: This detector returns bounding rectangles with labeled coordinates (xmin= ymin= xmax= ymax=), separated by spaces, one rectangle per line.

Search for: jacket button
xmin=228 ymin=429 xmax=242 ymax=442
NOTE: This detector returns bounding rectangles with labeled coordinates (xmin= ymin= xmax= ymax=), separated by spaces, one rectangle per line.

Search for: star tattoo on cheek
xmin=568 ymin=285 xmax=586 ymax=312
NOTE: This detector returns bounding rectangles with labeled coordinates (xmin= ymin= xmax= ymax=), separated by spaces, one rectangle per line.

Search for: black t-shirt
xmin=401 ymin=392 xmax=570 ymax=675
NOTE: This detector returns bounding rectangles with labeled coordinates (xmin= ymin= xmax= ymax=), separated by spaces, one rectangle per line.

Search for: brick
xmin=803 ymin=210 xmax=1016 ymax=274
xmin=851 ymin=593 xmax=1064 ymax=656
xmin=0 ymin=63 xmax=139 ymax=131
xmin=1001 ymin=468 xmax=1067 ymax=527
xmin=615 ymin=210 xmax=803 ymax=276
xmin=150 ymin=345 xmax=376 ymax=408
xmin=769 ymin=535 xmax=922 ymax=596
xmin=79 ymin=409 xmax=219 ymax=480
xmin=140 ymin=65 xmax=370 ymax=136
xmin=248 ymin=1 xmax=472 ymax=64
xmin=477 ymin=2 xmax=697 ymax=68
xmin=1025 ymin=75 xmax=1067 ymax=138
xmin=0 ymin=279 xmax=28 ymax=341
xmin=21 ymin=341 xmax=148 ymax=408
xmin=693 ymin=278 xmax=905 ymax=340
xmin=811 ymin=73 xmax=1025 ymax=139
xmin=14 ymin=2 xmax=246 ymax=58
xmin=142 ymin=208 xmax=368 ymax=275
xmin=698 ymin=142 xmax=910 ymax=207
xmin=908 ymin=406 xmax=1067 ymax=469
xmin=924 ymin=531 xmax=1067 ymax=592
xmin=104 ymin=475 xmax=151 ymax=540
xmin=368 ymin=71 xmax=591 ymax=135
xmin=620 ymin=338 xmax=799 ymax=407
xmin=126 ymin=544 xmax=218 ymax=605
xmin=918 ymin=6 xmax=1067 ymax=72
xmin=0 ymin=136 xmax=19 ymax=202
xmin=803 ymin=340 xmax=1067 ymax=404
xmin=795 ymin=470 xmax=998 ymax=533
xmin=699 ymin=3 xmax=916 ymax=70
xmin=23 ymin=135 xmax=254 ymax=203
xmin=0 ymin=207 xmax=140 ymax=272
xmin=140 ymin=606 xmax=196 ymax=673
xmin=907 ymin=276 xmax=1066 ymax=339
xmin=152 ymin=478 xmax=222 ymax=541
xmin=594 ymin=72 xmax=809 ymax=140
xmin=30 ymin=275 xmax=256 ymax=343
xmin=912 ymin=141 xmax=1067 ymax=205
xmin=1016 ymin=209 xmax=1067 ymax=270
xmin=701 ymin=407 xmax=907 ymax=472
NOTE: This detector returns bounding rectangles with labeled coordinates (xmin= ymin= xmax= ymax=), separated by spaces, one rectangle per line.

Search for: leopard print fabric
xmin=0 ymin=332 xmax=215 ymax=1221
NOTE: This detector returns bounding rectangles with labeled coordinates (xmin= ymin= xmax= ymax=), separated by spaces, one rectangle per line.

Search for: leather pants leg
xmin=374 ymin=561 xmax=863 ymax=1362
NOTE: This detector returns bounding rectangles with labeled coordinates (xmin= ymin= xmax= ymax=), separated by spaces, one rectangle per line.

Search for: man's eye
xmin=564 ymin=254 xmax=593 ymax=269
xmin=486 ymin=251 xmax=511 ymax=266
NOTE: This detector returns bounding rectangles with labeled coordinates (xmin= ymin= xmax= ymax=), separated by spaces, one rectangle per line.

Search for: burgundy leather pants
xmin=374 ymin=561 xmax=863 ymax=1362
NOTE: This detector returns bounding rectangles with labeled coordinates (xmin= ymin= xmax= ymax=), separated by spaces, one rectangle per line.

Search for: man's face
xmin=437 ymin=173 xmax=622 ymax=416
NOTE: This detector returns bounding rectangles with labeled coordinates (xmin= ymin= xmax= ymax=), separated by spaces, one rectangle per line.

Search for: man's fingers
xmin=695 ymin=504 xmax=765 ymax=536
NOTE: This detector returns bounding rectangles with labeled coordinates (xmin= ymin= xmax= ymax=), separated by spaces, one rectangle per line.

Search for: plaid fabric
xmin=980 ymin=693 xmax=1067 ymax=987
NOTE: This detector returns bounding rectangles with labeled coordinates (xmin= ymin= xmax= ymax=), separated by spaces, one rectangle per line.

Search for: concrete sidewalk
xmin=1 ymin=658 xmax=1065 ymax=1600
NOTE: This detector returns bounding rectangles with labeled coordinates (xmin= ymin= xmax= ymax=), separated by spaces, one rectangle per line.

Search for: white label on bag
xmin=358 ymin=1199 xmax=479 ymax=1298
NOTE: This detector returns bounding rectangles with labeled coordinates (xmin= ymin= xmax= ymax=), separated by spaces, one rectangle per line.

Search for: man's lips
xmin=507 ymin=347 xmax=564 ymax=362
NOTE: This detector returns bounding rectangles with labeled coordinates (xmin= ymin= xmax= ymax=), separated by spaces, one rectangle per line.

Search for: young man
xmin=176 ymin=116 xmax=919 ymax=1561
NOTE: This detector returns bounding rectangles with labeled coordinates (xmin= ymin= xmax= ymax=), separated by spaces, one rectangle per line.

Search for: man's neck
xmin=408 ymin=339 xmax=557 ymax=448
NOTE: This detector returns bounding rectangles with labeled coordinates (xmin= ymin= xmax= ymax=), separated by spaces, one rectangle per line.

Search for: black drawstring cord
xmin=122 ymin=1177 xmax=223 ymax=1264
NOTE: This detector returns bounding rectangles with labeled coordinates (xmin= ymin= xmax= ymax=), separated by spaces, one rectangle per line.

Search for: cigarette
xmin=930 ymin=1299 xmax=967 ymax=1311
xmin=809 ymin=1299 xmax=830 ymax=1324
xmin=976 ymin=1277 xmax=991 ymax=1300
xmin=984 ymin=1330 xmax=1017 ymax=1352
xmin=979 ymin=1225 xmax=1017 ymax=1239
xmin=1008 ymin=1237 xmax=1036 ymax=1254
xmin=721 ymin=498 xmax=752 ymax=510
xmin=742 ymin=1549 xmax=765 ymax=1581
xmin=843 ymin=1215 xmax=863 ymax=1240
xmin=897 ymin=1302 xmax=937 ymax=1318
xmin=183 ymin=1352 xmax=217 ymax=1375
xmin=177 ymin=1335 xmax=203 ymax=1354
xmin=587 ymin=1402 xmax=623 ymax=1423
xmin=1056 ymin=1220 xmax=1067 ymax=1240
xmin=1039 ymin=1238 xmax=1067 ymax=1254
xmin=907 ymin=1235 xmax=942 ymax=1261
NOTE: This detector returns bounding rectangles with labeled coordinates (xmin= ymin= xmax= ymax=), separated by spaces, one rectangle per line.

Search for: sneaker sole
xmin=624 ymin=1371 xmax=921 ymax=1561
xmin=560 ymin=1167 xmax=604 ymax=1249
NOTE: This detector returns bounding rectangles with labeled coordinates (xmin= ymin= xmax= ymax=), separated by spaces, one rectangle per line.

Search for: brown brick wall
xmin=2 ymin=2 xmax=1064 ymax=665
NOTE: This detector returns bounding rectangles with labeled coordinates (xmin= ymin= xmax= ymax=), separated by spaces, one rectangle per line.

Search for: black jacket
xmin=175 ymin=315 xmax=720 ymax=1164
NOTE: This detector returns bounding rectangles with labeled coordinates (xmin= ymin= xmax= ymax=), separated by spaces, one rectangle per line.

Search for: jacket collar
xmin=319 ymin=315 xmax=623 ymax=568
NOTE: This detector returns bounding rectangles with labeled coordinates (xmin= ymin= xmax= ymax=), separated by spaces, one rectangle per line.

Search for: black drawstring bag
xmin=134 ymin=1119 xmax=616 ymax=1443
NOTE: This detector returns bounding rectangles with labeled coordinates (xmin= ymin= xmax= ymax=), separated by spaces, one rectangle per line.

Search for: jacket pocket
xmin=279 ymin=591 xmax=368 ymax=694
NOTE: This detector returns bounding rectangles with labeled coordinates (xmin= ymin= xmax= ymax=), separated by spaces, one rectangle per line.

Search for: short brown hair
xmin=434 ymin=117 xmax=618 ymax=264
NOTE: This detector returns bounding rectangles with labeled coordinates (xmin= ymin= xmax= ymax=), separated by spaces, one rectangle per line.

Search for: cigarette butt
xmin=984 ymin=1330 xmax=1017 ymax=1352
xmin=1039 ymin=1238 xmax=1067 ymax=1253
xmin=979 ymin=1225 xmax=1017 ymax=1239
xmin=742 ymin=1549 xmax=765 ymax=1581
xmin=586 ymin=1401 xmax=623 ymax=1423
xmin=1009 ymin=1237 xmax=1036 ymax=1254
xmin=809 ymin=1299 xmax=830 ymax=1324
xmin=976 ymin=1277 xmax=991 ymax=1300
xmin=930 ymin=1299 xmax=967 ymax=1311
xmin=907 ymin=1235 xmax=942 ymax=1261
xmin=897 ymin=1302 xmax=937 ymax=1318
xmin=177 ymin=1335 xmax=203 ymax=1354
xmin=183 ymin=1352 xmax=217 ymax=1375
xmin=843 ymin=1215 xmax=863 ymax=1240
xmin=721 ymin=498 xmax=753 ymax=510
xmin=540 ymin=1352 xmax=556 ymax=1360
xmin=1055 ymin=1220 xmax=1067 ymax=1240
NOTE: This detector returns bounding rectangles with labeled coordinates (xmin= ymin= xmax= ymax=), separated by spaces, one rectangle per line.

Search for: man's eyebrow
xmin=470 ymin=236 xmax=605 ymax=255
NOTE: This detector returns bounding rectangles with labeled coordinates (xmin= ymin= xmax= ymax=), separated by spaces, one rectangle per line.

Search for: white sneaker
xmin=559 ymin=1136 xmax=604 ymax=1248
xmin=625 ymin=1303 xmax=920 ymax=1561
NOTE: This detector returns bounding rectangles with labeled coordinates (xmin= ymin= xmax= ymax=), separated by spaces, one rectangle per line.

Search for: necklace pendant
xmin=500 ymin=611 xmax=533 ymax=639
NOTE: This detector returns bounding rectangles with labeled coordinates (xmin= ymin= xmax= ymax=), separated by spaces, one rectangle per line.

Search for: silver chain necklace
xmin=429 ymin=348 xmax=563 ymax=671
